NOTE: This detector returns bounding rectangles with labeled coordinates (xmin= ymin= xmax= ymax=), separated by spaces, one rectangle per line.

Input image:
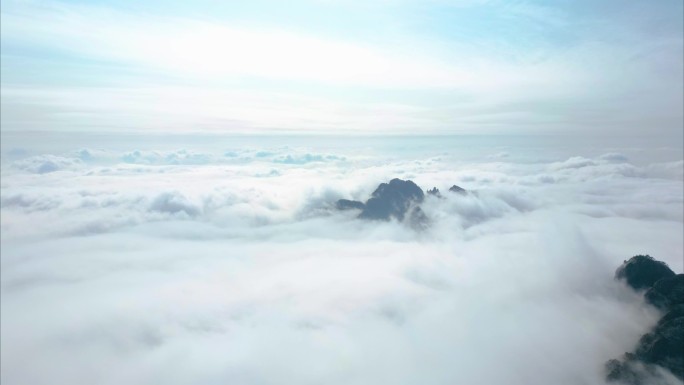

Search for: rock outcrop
xmin=335 ymin=199 xmax=365 ymax=211
xmin=645 ymin=275 xmax=684 ymax=311
xmin=335 ymin=179 xmax=468 ymax=227
xmin=359 ymin=179 xmax=424 ymax=221
xmin=615 ymin=255 xmax=676 ymax=290
xmin=427 ymin=187 xmax=442 ymax=197
xmin=606 ymin=255 xmax=684 ymax=384
xmin=449 ymin=185 xmax=467 ymax=195
xmin=633 ymin=305 xmax=684 ymax=379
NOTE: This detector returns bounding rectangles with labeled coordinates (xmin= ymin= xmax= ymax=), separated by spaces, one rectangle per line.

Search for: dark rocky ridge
xmin=615 ymin=255 xmax=676 ymax=290
xmin=335 ymin=179 xmax=468 ymax=226
xmin=449 ymin=185 xmax=467 ymax=195
xmin=645 ymin=275 xmax=684 ymax=311
xmin=606 ymin=255 xmax=684 ymax=384
xmin=335 ymin=199 xmax=365 ymax=211
xmin=427 ymin=185 xmax=467 ymax=198
xmin=359 ymin=179 xmax=424 ymax=221
xmin=427 ymin=187 xmax=441 ymax=197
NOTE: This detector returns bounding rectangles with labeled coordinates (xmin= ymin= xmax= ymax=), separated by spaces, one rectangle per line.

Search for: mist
xmin=1 ymin=135 xmax=682 ymax=385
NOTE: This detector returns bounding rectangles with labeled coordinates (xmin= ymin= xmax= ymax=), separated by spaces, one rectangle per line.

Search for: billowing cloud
xmin=1 ymin=139 xmax=682 ymax=385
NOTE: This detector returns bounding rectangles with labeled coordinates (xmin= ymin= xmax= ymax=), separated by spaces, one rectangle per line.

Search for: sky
xmin=1 ymin=2 xmax=684 ymax=384
xmin=1 ymin=0 xmax=683 ymax=135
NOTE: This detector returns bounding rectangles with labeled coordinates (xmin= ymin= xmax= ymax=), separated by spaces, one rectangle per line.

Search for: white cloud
xmin=1 ymin=140 xmax=682 ymax=384
xmin=149 ymin=192 xmax=201 ymax=218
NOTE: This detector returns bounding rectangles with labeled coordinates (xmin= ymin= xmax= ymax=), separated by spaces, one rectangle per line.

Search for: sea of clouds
xmin=1 ymin=135 xmax=682 ymax=385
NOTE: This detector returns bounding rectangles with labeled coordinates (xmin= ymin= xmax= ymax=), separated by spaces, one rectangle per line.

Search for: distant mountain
xmin=427 ymin=187 xmax=441 ymax=197
xmin=335 ymin=178 xmax=467 ymax=228
xmin=359 ymin=179 xmax=424 ymax=221
xmin=448 ymin=185 xmax=467 ymax=195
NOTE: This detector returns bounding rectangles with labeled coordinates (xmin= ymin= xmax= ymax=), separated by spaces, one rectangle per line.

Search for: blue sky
xmin=1 ymin=0 xmax=682 ymax=135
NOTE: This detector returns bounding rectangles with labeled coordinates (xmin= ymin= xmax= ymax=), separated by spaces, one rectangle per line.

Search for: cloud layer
xmin=1 ymin=138 xmax=682 ymax=385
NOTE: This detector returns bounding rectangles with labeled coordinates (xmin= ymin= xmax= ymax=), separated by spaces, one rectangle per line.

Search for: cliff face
xmin=358 ymin=179 xmax=424 ymax=221
xmin=615 ymin=255 xmax=676 ymax=290
xmin=606 ymin=256 xmax=684 ymax=384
